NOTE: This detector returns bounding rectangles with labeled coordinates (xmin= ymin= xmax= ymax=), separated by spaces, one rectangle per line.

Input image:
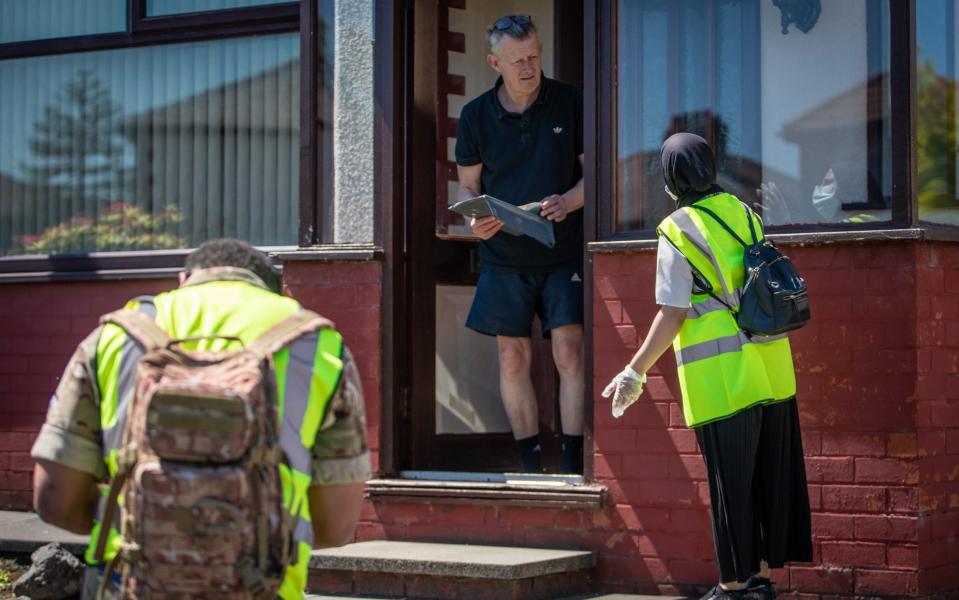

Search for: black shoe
xmin=700 ymin=584 xmax=747 ymax=600
xmin=743 ymin=576 xmax=776 ymax=600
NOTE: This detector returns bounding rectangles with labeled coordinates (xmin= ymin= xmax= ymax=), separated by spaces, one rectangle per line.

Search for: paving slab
xmin=0 ymin=510 xmax=88 ymax=555
xmin=310 ymin=540 xmax=595 ymax=579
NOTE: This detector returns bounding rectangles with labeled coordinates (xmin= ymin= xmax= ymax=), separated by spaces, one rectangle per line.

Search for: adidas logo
xmin=553 ymin=126 xmax=563 ymax=134
xmin=571 ymin=272 xmax=582 ymax=282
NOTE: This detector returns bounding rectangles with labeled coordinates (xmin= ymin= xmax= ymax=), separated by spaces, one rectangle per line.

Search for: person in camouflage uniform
xmin=30 ymin=239 xmax=371 ymax=599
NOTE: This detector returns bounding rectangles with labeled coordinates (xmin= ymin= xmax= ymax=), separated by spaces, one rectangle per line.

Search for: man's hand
xmin=471 ymin=215 xmax=503 ymax=239
xmin=539 ymin=194 xmax=569 ymax=222
xmin=601 ymin=366 xmax=647 ymax=418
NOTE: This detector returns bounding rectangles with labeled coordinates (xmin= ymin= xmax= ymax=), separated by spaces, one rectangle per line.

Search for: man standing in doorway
xmin=455 ymin=14 xmax=585 ymax=473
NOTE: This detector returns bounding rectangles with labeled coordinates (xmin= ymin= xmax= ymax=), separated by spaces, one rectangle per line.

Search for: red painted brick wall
xmin=282 ymin=260 xmax=383 ymax=474
xmin=915 ymin=243 xmax=959 ymax=598
xmin=0 ymin=279 xmax=175 ymax=509
xmin=0 ymin=260 xmax=383 ymax=507
xmin=357 ymin=241 xmax=958 ymax=599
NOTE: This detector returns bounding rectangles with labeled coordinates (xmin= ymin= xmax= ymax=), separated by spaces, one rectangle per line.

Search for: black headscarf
xmin=660 ymin=132 xmax=723 ymax=208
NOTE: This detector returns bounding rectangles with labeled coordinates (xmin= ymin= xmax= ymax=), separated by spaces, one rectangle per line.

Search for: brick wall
xmin=282 ymin=260 xmax=383 ymax=474
xmin=0 ymin=260 xmax=383 ymax=508
xmin=915 ymin=243 xmax=959 ymax=597
xmin=358 ymin=241 xmax=958 ymax=598
xmin=0 ymin=278 xmax=175 ymax=509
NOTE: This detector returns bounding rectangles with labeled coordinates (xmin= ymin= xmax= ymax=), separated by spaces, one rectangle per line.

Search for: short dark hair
xmin=184 ymin=238 xmax=280 ymax=293
xmin=486 ymin=15 xmax=537 ymax=54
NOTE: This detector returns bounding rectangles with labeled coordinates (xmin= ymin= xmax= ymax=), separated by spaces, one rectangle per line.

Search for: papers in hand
xmin=448 ymin=194 xmax=556 ymax=248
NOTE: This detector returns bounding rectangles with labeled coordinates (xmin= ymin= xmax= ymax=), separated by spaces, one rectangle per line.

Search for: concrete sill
xmin=365 ymin=477 xmax=607 ymax=508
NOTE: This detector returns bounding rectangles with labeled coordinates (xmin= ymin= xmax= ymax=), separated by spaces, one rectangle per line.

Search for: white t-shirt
xmin=655 ymin=236 xmax=693 ymax=308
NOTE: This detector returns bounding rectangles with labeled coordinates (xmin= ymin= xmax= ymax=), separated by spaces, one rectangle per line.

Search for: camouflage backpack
xmin=91 ymin=307 xmax=333 ymax=599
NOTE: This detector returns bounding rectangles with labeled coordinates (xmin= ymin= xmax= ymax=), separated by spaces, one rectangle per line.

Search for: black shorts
xmin=465 ymin=265 xmax=584 ymax=339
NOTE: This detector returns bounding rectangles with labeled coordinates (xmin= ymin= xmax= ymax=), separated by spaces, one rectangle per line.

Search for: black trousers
xmin=695 ymin=398 xmax=813 ymax=583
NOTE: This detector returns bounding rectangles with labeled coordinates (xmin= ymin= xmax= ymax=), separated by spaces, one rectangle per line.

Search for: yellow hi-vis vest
xmin=657 ymin=193 xmax=796 ymax=427
xmin=86 ymin=267 xmax=344 ymax=600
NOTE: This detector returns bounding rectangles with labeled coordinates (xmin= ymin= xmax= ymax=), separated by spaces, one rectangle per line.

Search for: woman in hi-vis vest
xmin=602 ymin=133 xmax=812 ymax=600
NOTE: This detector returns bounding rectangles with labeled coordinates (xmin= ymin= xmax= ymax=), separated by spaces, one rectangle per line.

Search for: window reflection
xmin=616 ymin=0 xmax=891 ymax=232
xmin=0 ymin=34 xmax=300 ymax=255
xmin=917 ymin=0 xmax=959 ymax=225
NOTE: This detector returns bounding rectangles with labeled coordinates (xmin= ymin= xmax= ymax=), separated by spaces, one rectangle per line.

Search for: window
xmin=613 ymin=0 xmax=892 ymax=234
xmin=0 ymin=0 xmax=335 ymax=261
xmin=917 ymin=0 xmax=959 ymax=226
xmin=146 ymin=0 xmax=292 ymax=17
xmin=0 ymin=0 xmax=125 ymax=44
xmin=0 ymin=35 xmax=299 ymax=255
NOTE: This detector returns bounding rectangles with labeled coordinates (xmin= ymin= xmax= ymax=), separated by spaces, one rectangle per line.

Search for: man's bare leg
xmin=551 ymin=324 xmax=584 ymax=472
xmin=497 ymin=335 xmax=540 ymax=470
xmin=551 ymin=324 xmax=584 ymax=435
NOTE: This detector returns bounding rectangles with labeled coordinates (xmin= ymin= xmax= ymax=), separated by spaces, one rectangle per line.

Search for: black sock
xmin=516 ymin=435 xmax=543 ymax=472
xmin=559 ymin=434 xmax=584 ymax=473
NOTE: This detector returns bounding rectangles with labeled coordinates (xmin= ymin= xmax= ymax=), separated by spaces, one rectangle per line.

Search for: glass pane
xmin=435 ymin=285 xmax=511 ymax=435
xmin=146 ymin=0 xmax=292 ymax=17
xmin=0 ymin=0 xmax=125 ymax=44
xmin=0 ymin=33 xmax=300 ymax=256
xmin=917 ymin=0 xmax=959 ymax=225
xmin=616 ymin=0 xmax=892 ymax=232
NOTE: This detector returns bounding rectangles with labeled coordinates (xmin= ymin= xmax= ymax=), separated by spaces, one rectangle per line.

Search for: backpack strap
xmin=742 ymin=203 xmax=761 ymax=245
xmin=689 ymin=204 xmax=750 ymax=248
xmin=100 ymin=308 xmax=170 ymax=352
xmin=247 ymin=310 xmax=335 ymax=358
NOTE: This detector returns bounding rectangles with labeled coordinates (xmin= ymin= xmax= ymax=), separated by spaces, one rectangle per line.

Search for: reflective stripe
xmin=670 ymin=208 xmax=734 ymax=302
xmin=103 ymin=337 xmax=143 ymax=453
xmin=676 ymin=332 xmax=752 ymax=367
xmin=751 ymin=332 xmax=789 ymax=344
xmin=292 ymin=515 xmax=313 ymax=546
xmin=301 ymin=329 xmax=344 ymax=448
xmin=688 ymin=293 xmax=738 ymax=320
xmin=280 ymin=333 xmax=319 ymax=474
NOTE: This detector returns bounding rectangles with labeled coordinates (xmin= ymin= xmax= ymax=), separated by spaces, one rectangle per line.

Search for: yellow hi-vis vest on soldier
xmin=86 ymin=268 xmax=344 ymax=599
xmin=657 ymin=193 xmax=796 ymax=427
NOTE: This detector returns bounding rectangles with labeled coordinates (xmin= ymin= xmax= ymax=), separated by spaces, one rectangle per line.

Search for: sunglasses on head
xmin=493 ymin=15 xmax=531 ymax=31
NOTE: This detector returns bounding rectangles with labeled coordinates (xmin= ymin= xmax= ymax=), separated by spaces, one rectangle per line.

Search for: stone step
xmin=308 ymin=540 xmax=596 ymax=600
xmin=306 ymin=595 xmax=685 ymax=600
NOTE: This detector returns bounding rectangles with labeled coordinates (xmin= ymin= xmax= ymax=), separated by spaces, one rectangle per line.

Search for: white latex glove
xmin=601 ymin=366 xmax=647 ymax=418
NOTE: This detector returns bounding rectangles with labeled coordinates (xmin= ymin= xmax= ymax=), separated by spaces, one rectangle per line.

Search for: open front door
xmin=404 ymin=0 xmax=583 ymax=473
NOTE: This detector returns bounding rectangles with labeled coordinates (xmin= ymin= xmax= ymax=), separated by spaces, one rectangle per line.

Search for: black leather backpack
xmin=690 ymin=203 xmax=811 ymax=336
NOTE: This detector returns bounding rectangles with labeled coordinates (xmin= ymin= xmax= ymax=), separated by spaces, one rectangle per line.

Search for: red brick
xmin=666 ymin=559 xmax=717 ymax=585
xmin=619 ymin=480 xmax=700 ymax=508
xmin=612 ymin=505 xmax=670 ymax=532
xmin=918 ymin=429 xmax=947 ymax=456
xmin=596 ymin=429 xmax=635 ymax=454
xmin=821 ymin=433 xmax=884 ymax=457
xmin=666 ymin=455 xmax=707 ymax=481
xmin=887 ymin=544 xmax=919 ymax=569
xmin=946 ymin=428 xmax=959 ymax=454
xmin=821 ymin=541 xmax=886 ymax=568
xmin=812 ymin=513 xmax=854 ymax=540
xmin=789 ymin=566 xmax=854 ymax=594
xmin=822 ymin=485 xmax=886 ymax=513
xmin=805 ymin=457 xmax=855 ymax=483
xmin=920 ymin=562 xmax=959 ymax=595
xmin=855 ymin=458 xmax=919 ymax=485
xmin=307 ymin=570 xmax=353 ymax=595
xmin=854 ymin=515 xmax=917 ymax=542
xmin=593 ymin=453 xmax=622 ymax=478
xmin=0 ymin=471 xmax=31 ymax=491
xmin=352 ymin=572 xmax=405 ymax=597
xmin=0 ymin=432 xmax=34 ymax=452
xmin=888 ymin=432 xmax=919 ymax=457
xmin=928 ymin=511 xmax=959 ymax=540
xmin=498 ymin=506 xmax=556 ymax=528
xmin=856 ymin=568 xmax=919 ymax=597
xmin=622 ymin=454 xmax=669 ymax=480
xmin=8 ymin=453 xmax=33 ymax=472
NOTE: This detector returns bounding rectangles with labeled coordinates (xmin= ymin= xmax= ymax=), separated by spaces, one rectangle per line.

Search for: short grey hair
xmin=486 ymin=15 xmax=538 ymax=55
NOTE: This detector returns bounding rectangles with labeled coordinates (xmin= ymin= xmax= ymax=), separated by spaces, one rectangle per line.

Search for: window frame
xmin=588 ymin=0 xmax=922 ymax=243
xmin=0 ymin=0 xmax=336 ymax=277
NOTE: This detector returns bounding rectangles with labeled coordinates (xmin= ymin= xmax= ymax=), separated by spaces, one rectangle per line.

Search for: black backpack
xmin=690 ymin=202 xmax=811 ymax=336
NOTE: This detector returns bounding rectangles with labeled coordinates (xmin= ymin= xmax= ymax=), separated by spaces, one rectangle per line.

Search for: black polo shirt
xmin=455 ymin=76 xmax=583 ymax=273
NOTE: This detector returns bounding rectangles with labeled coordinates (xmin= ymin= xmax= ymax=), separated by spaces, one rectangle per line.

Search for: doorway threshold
xmin=366 ymin=471 xmax=606 ymax=508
